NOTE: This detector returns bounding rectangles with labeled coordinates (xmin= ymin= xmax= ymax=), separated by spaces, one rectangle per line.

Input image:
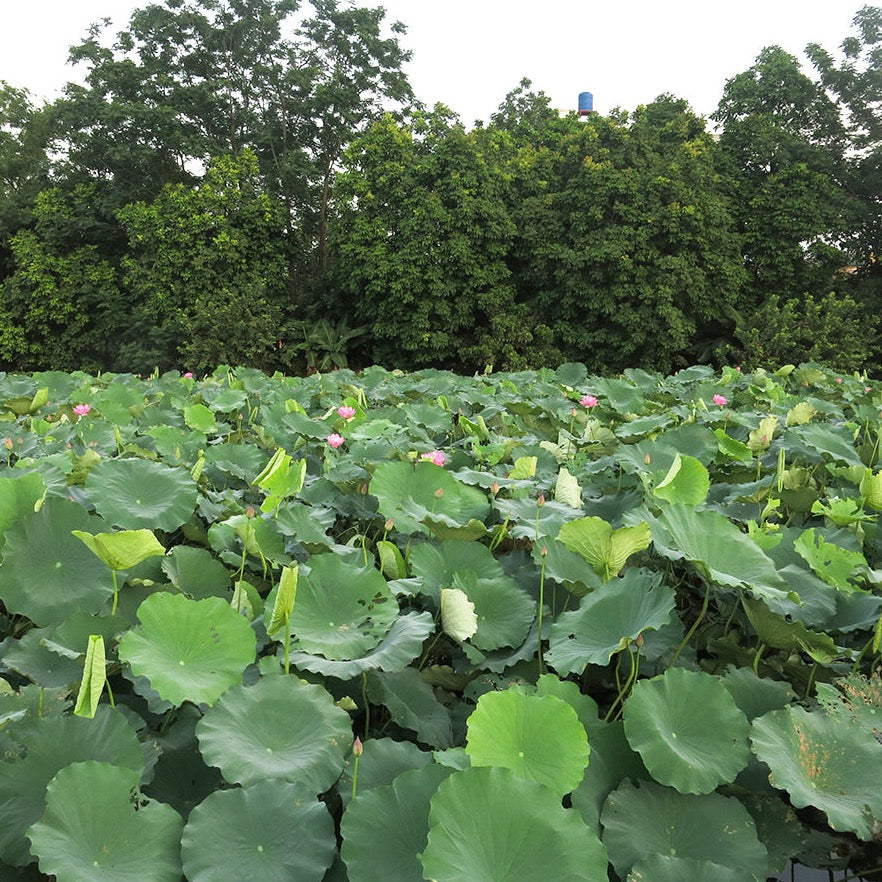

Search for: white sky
xmin=0 ymin=1 xmax=861 ymax=125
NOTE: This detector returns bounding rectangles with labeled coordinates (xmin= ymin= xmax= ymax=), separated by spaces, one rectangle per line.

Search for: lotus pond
xmin=0 ymin=362 xmax=881 ymax=881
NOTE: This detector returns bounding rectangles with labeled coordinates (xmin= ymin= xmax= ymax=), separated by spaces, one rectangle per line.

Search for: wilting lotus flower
xmin=327 ymin=433 xmax=345 ymax=449
xmin=420 ymin=450 xmax=446 ymax=466
xmin=580 ymin=394 xmax=598 ymax=408
xmin=72 ymin=404 xmax=92 ymax=416
xmin=337 ymin=405 xmax=356 ymax=419
xmin=712 ymin=394 xmax=728 ymax=407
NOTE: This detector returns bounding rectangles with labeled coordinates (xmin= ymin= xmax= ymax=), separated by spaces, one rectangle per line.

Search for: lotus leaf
xmin=422 ymin=767 xmax=608 ymax=882
xmin=546 ymin=568 xmax=674 ymax=674
xmin=118 ymin=593 xmax=256 ymax=706
xmin=622 ymin=668 xmax=751 ymax=793
xmin=465 ymin=689 xmax=589 ymax=797
xmin=86 ymin=458 xmax=197 ymax=531
xmin=28 ymin=762 xmax=183 ymax=882
xmin=557 ymin=516 xmax=651 ymax=581
xmin=181 ymin=780 xmax=335 ymax=882
xmin=750 ymin=705 xmax=882 ymax=840
xmin=601 ymin=779 xmax=767 ymax=880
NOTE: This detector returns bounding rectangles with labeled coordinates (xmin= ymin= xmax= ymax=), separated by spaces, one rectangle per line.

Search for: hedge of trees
xmin=1 ymin=0 xmax=881 ymax=376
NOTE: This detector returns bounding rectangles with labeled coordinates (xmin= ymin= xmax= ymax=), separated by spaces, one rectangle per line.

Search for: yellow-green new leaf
xmin=653 ymin=453 xmax=710 ymax=505
xmin=748 ymin=416 xmax=778 ymax=452
xmin=557 ymin=517 xmax=651 ymax=581
xmin=73 ymin=635 xmax=106 ymax=718
xmin=267 ymin=565 xmax=298 ymax=636
xmin=785 ymin=401 xmax=817 ymax=427
xmin=554 ymin=467 xmax=582 ymax=509
xmin=441 ymin=587 xmax=478 ymax=642
xmin=508 ymin=456 xmax=538 ymax=479
xmin=860 ymin=469 xmax=882 ymax=511
xmin=71 ymin=529 xmax=165 ymax=571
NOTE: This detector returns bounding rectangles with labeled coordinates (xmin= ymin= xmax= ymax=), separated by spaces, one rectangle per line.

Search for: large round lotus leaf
xmin=750 ymin=705 xmax=882 ymax=840
xmin=118 ymin=593 xmax=256 ymax=707
xmin=290 ymin=554 xmax=398 ymax=660
xmin=0 ymin=707 xmax=144 ymax=866
xmin=627 ymin=854 xmax=747 ymax=881
xmin=601 ymin=779 xmax=768 ymax=881
xmin=546 ymin=569 xmax=675 ymax=674
xmin=371 ymin=461 xmax=490 ymax=535
xmin=465 ymin=689 xmax=589 ymax=797
xmin=28 ymin=761 xmax=183 ymax=882
xmin=85 ymin=458 xmax=197 ymax=531
xmin=421 ymin=766 xmax=608 ymax=882
xmin=0 ymin=471 xmax=45 ymax=545
xmin=623 ymin=668 xmax=750 ymax=794
xmin=161 ymin=545 xmax=232 ymax=599
xmin=181 ymin=780 xmax=335 ymax=882
xmin=288 ymin=611 xmax=435 ymax=679
xmin=195 ymin=676 xmax=352 ymax=790
xmin=341 ymin=764 xmax=454 ymax=882
xmin=0 ymin=498 xmax=114 ymax=625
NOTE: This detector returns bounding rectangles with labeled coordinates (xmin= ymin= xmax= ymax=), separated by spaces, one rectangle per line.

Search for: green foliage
xmin=732 ymin=290 xmax=879 ymax=372
xmin=117 ymin=151 xmax=288 ymax=373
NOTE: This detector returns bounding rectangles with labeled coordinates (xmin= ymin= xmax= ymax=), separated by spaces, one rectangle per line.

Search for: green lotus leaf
xmin=287 ymin=611 xmax=435 ymax=678
xmin=860 ymin=468 xmax=882 ymax=510
xmin=557 ymin=516 xmax=651 ymax=581
xmin=366 ymin=668 xmax=454 ymax=749
xmin=196 ymin=676 xmax=352 ymax=790
xmin=815 ymin=672 xmax=882 ymax=742
xmin=627 ymin=854 xmax=748 ymax=881
xmin=371 ymin=461 xmax=489 ymax=535
xmin=571 ymin=720 xmax=647 ymax=835
xmin=118 ymin=593 xmax=256 ymax=706
xmin=289 ymin=555 xmax=398 ymax=660
xmin=622 ymin=668 xmax=751 ymax=794
xmin=793 ymin=528 xmax=868 ymax=593
xmin=421 ymin=766 xmax=608 ymax=882
xmin=28 ymin=762 xmax=183 ymax=882
xmin=0 ymin=498 xmax=114 ymax=626
xmin=465 ymin=689 xmax=589 ymax=797
xmin=750 ymin=706 xmax=882 ymax=840
xmin=341 ymin=764 xmax=454 ymax=882
xmin=644 ymin=504 xmax=792 ymax=603
xmin=601 ymin=779 xmax=768 ymax=881
xmin=181 ymin=781 xmax=335 ymax=882
xmin=1 ymin=627 xmax=84 ymax=688
xmin=183 ymin=403 xmax=217 ymax=433
xmin=742 ymin=596 xmax=839 ymax=663
xmin=409 ymin=540 xmax=506 ymax=602
xmin=652 ymin=453 xmax=710 ymax=505
xmin=203 ymin=441 xmax=266 ymax=481
xmin=787 ymin=423 xmax=863 ymax=466
xmin=450 ymin=569 xmax=534 ymax=652
xmin=0 ymin=707 xmax=144 ymax=865
xmin=85 ymin=458 xmax=198 ymax=531
xmin=71 ymin=528 xmax=165 ymax=571
xmin=714 ymin=428 xmax=754 ymax=463
xmin=721 ymin=667 xmax=795 ymax=721
xmin=161 ymin=546 xmax=231 ymax=599
xmin=0 ymin=471 xmax=45 ymax=546
xmin=73 ymin=635 xmax=106 ymax=719
xmin=546 ymin=569 xmax=675 ymax=675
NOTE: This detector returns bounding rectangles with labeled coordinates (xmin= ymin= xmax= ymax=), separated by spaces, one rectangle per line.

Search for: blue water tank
xmin=578 ymin=91 xmax=594 ymax=115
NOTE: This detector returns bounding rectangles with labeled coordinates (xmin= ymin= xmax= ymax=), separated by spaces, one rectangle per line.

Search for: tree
xmin=0 ymin=186 xmax=124 ymax=372
xmin=117 ymin=151 xmax=289 ymax=374
xmin=493 ymin=92 xmax=745 ymax=372
xmin=712 ymin=46 xmax=857 ymax=308
xmin=53 ymin=0 xmax=414 ymax=282
xmin=331 ymin=109 xmax=529 ymax=371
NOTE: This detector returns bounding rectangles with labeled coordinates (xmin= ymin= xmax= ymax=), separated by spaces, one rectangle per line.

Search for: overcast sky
xmin=0 ymin=1 xmax=862 ymax=125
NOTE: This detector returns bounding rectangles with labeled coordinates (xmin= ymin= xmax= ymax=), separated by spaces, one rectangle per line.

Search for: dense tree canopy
xmin=0 ymin=2 xmax=881 ymax=375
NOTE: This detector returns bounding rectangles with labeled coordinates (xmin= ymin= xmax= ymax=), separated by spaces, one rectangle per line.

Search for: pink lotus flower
xmin=866 ymin=387 xmax=872 ymax=393
xmin=580 ymin=394 xmax=598 ymax=408
xmin=420 ymin=450 xmax=446 ymax=466
xmin=327 ymin=433 xmax=345 ymax=449
xmin=712 ymin=394 xmax=728 ymax=407
xmin=72 ymin=404 xmax=91 ymax=416
xmin=337 ymin=405 xmax=356 ymax=420
xmin=183 ymin=371 xmax=193 ymax=379
xmin=836 ymin=377 xmax=842 ymax=384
